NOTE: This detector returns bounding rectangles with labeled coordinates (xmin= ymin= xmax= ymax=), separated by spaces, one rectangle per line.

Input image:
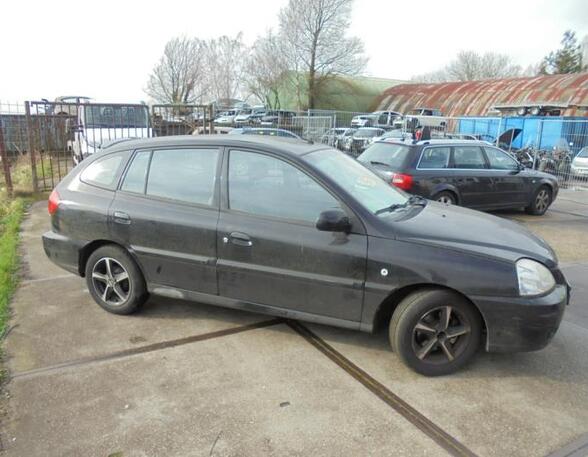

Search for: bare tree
xmin=145 ymin=37 xmax=208 ymax=104
xmin=244 ymin=31 xmax=287 ymax=108
xmin=205 ymin=34 xmax=247 ymax=102
xmin=279 ymin=0 xmax=367 ymax=109
xmin=412 ymin=51 xmax=522 ymax=83
xmin=447 ymin=51 xmax=521 ymax=81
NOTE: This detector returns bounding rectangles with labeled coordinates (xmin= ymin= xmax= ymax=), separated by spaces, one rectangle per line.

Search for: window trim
xmin=223 ymin=147 xmax=348 ymax=227
xmin=117 ymin=146 xmax=222 ymax=210
xmin=79 ymin=150 xmax=130 ymax=191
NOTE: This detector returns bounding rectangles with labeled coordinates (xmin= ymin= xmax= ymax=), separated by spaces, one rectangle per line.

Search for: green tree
xmin=540 ymin=30 xmax=586 ymax=75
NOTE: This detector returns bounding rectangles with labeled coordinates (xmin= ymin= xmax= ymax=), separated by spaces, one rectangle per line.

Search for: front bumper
xmin=42 ymin=230 xmax=83 ymax=275
xmin=472 ymin=283 xmax=569 ymax=353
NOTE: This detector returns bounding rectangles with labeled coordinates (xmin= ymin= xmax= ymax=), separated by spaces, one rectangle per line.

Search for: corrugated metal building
xmin=374 ymin=73 xmax=588 ymax=117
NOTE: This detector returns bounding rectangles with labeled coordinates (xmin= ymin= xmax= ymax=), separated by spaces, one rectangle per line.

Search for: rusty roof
xmin=374 ymin=73 xmax=588 ymax=117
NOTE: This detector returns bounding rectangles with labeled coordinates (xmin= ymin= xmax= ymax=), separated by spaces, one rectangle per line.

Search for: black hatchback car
xmin=43 ymin=136 xmax=569 ymax=376
xmin=357 ymin=139 xmax=559 ymax=215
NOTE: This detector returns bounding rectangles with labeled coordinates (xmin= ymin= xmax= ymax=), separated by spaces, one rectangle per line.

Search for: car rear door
xmin=110 ymin=146 xmax=221 ymax=294
xmin=216 ymin=148 xmax=367 ymax=323
xmin=449 ymin=145 xmax=495 ymax=208
xmin=482 ymin=146 xmax=528 ymax=207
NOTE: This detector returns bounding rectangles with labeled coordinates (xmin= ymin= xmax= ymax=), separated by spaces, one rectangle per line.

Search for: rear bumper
xmin=472 ymin=284 xmax=568 ymax=353
xmin=42 ymin=231 xmax=83 ymax=276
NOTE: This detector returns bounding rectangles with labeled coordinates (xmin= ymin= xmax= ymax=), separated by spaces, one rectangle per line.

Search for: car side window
xmin=145 ymin=148 xmax=219 ymax=205
xmin=452 ymin=146 xmax=487 ymax=169
xmin=80 ymin=151 xmax=128 ymax=189
xmin=228 ymin=150 xmax=342 ymax=223
xmin=484 ymin=147 xmax=519 ymax=170
xmin=121 ymin=150 xmax=151 ymax=193
xmin=419 ymin=147 xmax=450 ymax=169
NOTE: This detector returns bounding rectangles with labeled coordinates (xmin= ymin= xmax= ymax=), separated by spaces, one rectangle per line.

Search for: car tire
xmin=433 ymin=191 xmax=457 ymax=205
xmin=525 ymin=186 xmax=552 ymax=215
xmin=85 ymin=245 xmax=148 ymax=315
xmin=389 ymin=289 xmax=482 ymax=376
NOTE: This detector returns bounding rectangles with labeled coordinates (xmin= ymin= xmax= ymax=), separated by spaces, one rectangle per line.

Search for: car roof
xmin=378 ymin=139 xmax=492 ymax=147
xmin=103 ymin=134 xmax=322 ymax=156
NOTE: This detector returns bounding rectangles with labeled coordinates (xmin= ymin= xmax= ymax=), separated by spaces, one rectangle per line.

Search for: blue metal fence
xmin=458 ymin=116 xmax=588 ymax=154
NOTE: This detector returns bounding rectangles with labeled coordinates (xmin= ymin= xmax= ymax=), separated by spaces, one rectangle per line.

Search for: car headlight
xmin=516 ymin=258 xmax=555 ymax=296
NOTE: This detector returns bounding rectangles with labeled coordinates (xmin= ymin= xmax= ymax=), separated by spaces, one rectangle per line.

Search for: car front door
xmin=216 ymin=148 xmax=367 ymax=323
xmin=483 ymin=146 xmax=528 ymax=207
xmin=449 ymin=145 xmax=495 ymax=208
xmin=110 ymin=147 xmax=221 ymax=294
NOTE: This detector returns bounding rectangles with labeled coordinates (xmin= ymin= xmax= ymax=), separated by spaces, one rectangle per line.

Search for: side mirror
xmin=316 ymin=210 xmax=351 ymax=233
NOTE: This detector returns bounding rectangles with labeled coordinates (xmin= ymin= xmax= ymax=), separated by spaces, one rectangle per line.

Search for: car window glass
xmin=146 ymin=148 xmax=219 ymax=205
xmin=121 ymin=150 xmax=151 ymax=193
xmin=419 ymin=147 xmax=450 ymax=169
xmin=228 ymin=150 xmax=341 ymax=223
xmin=578 ymin=148 xmax=588 ymax=158
xmin=80 ymin=152 xmax=126 ymax=189
xmin=357 ymin=143 xmax=411 ymax=168
xmin=484 ymin=147 xmax=519 ymax=170
xmin=452 ymin=146 xmax=487 ymax=169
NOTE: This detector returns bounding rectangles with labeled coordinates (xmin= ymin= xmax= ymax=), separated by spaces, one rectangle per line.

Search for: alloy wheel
xmin=411 ymin=306 xmax=471 ymax=365
xmin=437 ymin=195 xmax=454 ymax=205
xmin=91 ymin=257 xmax=131 ymax=306
xmin=535 ymin=189 xmax=550 ymax=213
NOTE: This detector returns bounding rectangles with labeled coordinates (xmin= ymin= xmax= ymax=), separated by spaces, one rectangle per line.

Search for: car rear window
xmin=80 ymin=152 xmax=128 ymax=189
xmin=358 ymin=143 xmax=411 ymax=169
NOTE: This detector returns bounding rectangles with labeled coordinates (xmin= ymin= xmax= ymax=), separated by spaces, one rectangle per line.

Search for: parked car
xmin=67 ymin=102 xmax=151 ymax=164
xmin=351 ymin=114 xmax=377 ymax=128
xmin=43 ymin=135 xmax=569 ymax=376
xmin=372 ymin=129 xmax=411 ymax=143
xmin=234 ymin=107 xmax=266 ymax=126
xmin=228 ymin=127 xmax=302 ymax=140
xmin=357 ymin=139 xmax=559 ymax=215
xmin=346 ymin=127 xmax=385 ymax=156
xmin=372 ymin=110 xmax=403 ymax=129
xmin=260 ymin=110 xmax=297 ymax=127
xmin=403 ymin=108 xmax=447 ymax=130
xmin=571 ymin=147 xmax=588 ymax=178
xmin=214 ymin=110 xmax=240 ymax=126
xmin=321 ymin=127 xmax=356 ymax=149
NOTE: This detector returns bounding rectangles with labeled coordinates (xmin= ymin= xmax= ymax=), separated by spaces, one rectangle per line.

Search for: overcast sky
xmin=1 ymin=0 xmax=587 ymax=103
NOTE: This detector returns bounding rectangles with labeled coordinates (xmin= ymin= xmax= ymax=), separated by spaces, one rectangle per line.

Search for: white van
xmin=68 ymin=101 xmax=151 ymax=164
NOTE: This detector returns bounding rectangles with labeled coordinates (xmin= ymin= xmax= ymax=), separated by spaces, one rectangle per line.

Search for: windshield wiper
xmin=374 ymin=195 xmax=427 ymax=216
xmin=369 ymin=161 xmax=389 ymax=167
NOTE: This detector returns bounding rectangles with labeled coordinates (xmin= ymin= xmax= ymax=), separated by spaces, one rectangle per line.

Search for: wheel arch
xmin=371 ymin=283 xmax=488 ymax=342
xmin=78 ymin=240 xmax=143 ymax=277
xmin=430 ymin=185 xmax=461 ymax=204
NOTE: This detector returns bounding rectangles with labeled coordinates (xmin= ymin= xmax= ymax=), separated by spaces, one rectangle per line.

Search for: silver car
xmin=571 ymin=147 xmax=588 ymax=178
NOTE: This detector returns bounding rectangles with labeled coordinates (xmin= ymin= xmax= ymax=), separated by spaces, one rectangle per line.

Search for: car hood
xmin=573 ymin=156 xmax=588 ymax=166
xmin=381 ymin=202 xmax=557 ymax=266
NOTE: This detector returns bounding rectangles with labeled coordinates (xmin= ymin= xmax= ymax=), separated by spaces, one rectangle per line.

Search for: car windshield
xmin=357 ymin=143 xmax=411 ymax=169
xmin=84 ymin=105 xmax=149 ymax=128
xmin=355 ymin=129 xmax=380 ymax=138
xmin=305 ymin=149 xmax=408 ymax=214
xmin=577 ymin=147 xmax=588 ymax=158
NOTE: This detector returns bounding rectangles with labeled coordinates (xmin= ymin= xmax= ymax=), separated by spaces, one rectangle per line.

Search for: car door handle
xmin=228 ymin=232 xmax=252 ymax=247
xmin=113 ymin=211 xmax=131 ymax=225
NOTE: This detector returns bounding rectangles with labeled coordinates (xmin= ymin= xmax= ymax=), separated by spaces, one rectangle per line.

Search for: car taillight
xmin=48 ymin=189 xmax=60 ymax=215
xmin=391 ymin=173 xmax=413 ymax=190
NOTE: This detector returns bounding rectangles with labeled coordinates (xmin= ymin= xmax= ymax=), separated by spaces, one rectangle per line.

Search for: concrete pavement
xmin=2 ymin=191 xmax=588 ymax=456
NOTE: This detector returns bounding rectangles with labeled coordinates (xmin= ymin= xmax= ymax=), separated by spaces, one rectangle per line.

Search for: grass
xmin=0 ymin=198 xmax=26 ymax=380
